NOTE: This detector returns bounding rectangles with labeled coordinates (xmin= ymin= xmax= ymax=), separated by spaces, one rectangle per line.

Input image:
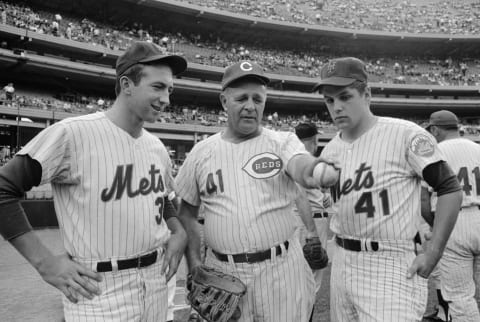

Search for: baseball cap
xmin=221 ymin=61 xmax=270 ymax=90
xmin=425 ymin=110 xmax=459 ymax=130
xmin=295 ymin=123 xmax=318 ymax=140
xmin=312 ymin=57 xmax=368 ymax=92
xmin=116 ymin=41 xmax=187 ymax=77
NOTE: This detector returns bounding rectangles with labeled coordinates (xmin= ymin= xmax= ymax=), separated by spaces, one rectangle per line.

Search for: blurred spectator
xmin=3 ymin=82 xmax=14 ymax=101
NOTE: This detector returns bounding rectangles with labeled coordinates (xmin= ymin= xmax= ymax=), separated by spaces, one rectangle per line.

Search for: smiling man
xmin=0 ymin=41 xmax=188 ymax=321
xmin=175 ymin=61 xmax=329 ymax=322
xmin=314 ymin=57 xmax=462 ymax=322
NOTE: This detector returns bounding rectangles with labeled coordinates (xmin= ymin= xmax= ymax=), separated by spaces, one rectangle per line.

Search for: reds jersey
xmin=321 ymin=117 xmax=442 ymax=241
xmin=429 ymin=138 xmax=480 ymax=211
xmin=18 ymin=112 xmax=172 ymax=260
xmin=175 ymin=128 xmax=307 ymax=254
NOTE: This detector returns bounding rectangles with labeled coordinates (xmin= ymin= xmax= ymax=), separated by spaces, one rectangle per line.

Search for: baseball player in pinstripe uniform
xmin=0 ymin=41 xmax=188 ymax=321
xmin=175 ymin=61 xmax=330 ymax=322
xmin=422 ymin=110 xmax=480 ymax=322
xmin=294 ymin=123 xmax=332 ymax=322
xmin=314 ymin=57 xmax=462 ymax=322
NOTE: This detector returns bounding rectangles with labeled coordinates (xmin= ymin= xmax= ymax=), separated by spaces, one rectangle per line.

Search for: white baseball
xmin=313 ymin=162 xmax=339 ymax=187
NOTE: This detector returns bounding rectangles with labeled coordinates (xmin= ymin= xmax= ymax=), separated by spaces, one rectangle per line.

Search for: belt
xmin=335 ymin=236 xmax=379 ymax=252
xmin=313 ymin=212 xmax=329 ymax=218
xmin=212 ymin=241 xmax=289 ymax=263
xmin=96 ymin=250 xmax=158 ymax=272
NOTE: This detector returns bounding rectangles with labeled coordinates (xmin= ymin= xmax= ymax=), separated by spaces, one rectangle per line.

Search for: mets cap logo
xmin=242 ymin=152 xmax=283 ymax=179
xmin=410 ymin=134 xmax=435 ymax=157
xmin=326 ymin=61 xmax=337 ymax=76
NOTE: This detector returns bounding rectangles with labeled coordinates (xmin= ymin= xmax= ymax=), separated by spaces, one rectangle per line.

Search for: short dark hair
xmin=115 ymin=64 xmax=145 ymax=96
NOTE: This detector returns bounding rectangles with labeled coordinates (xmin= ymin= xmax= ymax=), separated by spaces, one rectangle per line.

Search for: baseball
xmin=313 ymin=162 xmax=339 ymax=187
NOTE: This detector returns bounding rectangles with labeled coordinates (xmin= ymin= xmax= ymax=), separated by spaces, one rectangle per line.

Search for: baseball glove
xmin=187 ymin=265 xmax=247 ymax=322
xmin=303 ymin=237 xmax=329 ymax=270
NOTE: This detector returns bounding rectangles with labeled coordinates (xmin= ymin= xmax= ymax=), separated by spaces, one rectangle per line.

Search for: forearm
xmin=166 ymin=216 xmax=186 ymax=236
xmin=427 ymin=190 xmax=462 ymax=258
xmin=287 ymin=154 xmax=315 ymax=188
xmin=177 ymin=200 xmax=202 ymax=270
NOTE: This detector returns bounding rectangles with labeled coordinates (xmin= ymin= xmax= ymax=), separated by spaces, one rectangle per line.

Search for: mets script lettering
xmin=101 ymin=164 xmax=165 ymax=201
xmin=331 ymin=162 xmax=374 ymax=201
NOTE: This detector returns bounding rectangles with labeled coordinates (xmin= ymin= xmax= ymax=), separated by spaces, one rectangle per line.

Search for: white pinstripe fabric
xmin=175 ymin=128 xmax=306 ymax=254
xmin=322 ymin=117 xmax=442 ymax=241
xmin=430 ymin=138 xmax=480 ymax=321
xmin=18 ymin=112 xmax=172 ymax=320
xmin=322 ymin=117 xmax=442 ymax=321
xmin=18 ymin=112 xmax=171 ymax=259
xmin=204 ymin=237 xmax=314 ymax=322
xmin=330 ymin=244 xmax=427 ymax=322
xmin=63 ymin=257 xmax=167 ymax=322
xmin=175 ymin=128 xmax=313 ymax=321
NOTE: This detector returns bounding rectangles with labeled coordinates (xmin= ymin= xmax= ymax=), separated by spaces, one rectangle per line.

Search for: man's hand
xmin=37 ymin=253 xmax=103 ymax=303
xmin=302 ymin=157 xmax=340 ymax=189
xmin=406 ymin=250 xmax=441 ymax=280
xmin=161 ymin=229 xmax=188 ymax=281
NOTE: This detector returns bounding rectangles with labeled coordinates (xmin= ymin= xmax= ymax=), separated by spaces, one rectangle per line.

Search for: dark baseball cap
xmin=221 ymin=61 xmax=270 ymax=90
xmin=295 ymin=123 xmax=318 ymax=140
xmin=313 ymin=57 xmax=368 ymax=92
xmin=116 ymin=41 xmax=187 ymax=77
xmin=425 ymin=110 xmax=459 ymax=130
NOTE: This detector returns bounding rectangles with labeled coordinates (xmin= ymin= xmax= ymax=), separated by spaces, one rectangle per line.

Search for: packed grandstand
xmin=1 ymin=0 xmax=480 ymax=197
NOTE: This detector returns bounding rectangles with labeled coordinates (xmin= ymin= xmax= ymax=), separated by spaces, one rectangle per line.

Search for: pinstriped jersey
xmin=18 ymin=112 xmax=172 ymax=260
xmin=321 ymin=117 xmax=443 ymax=241
xmin=429 ymin=138 xmax=480 ymax=211
xmin=175 ymin=128 xmax=307 ymax=254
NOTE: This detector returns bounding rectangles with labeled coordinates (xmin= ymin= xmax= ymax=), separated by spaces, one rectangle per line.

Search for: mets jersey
xmin=175 ymin=128 xmax=308 ymax=254
xmin=322 ymin=117 xmax=443 ymax=241
xmin=18 ymin=112 xmax=172 ymax=260
xmin=428 ymin=138 xmax=480 ymax=211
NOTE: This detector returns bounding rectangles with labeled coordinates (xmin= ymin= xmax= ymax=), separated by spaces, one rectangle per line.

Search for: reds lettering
xmin=254 ymin=158 xmax=282 ymax=174
xmin=101 ymin=164 xmax=165 ymax=201
xmin=331 ymin=162 xmax=374 ymax=201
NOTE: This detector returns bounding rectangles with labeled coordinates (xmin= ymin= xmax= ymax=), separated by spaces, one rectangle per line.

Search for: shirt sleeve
xmin=405 ymin=126 xmax=443 ymax=178
xmin=175 ymin=146 xmax=201 ymax=207
xmin=0 ymin=155 xmax=42 ymax=240
xmin=17 ymin=122 xmax=72 ymax=185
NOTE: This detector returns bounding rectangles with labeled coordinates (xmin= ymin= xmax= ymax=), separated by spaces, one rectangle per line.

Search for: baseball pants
xmin=439 ymin=207 xmax=480 ymax=322
xmin=64 ymin=250 xmax=168 ymax=322
xmin=330 ymin=239 xmax=427 ymax=322
xmin=205 ymin=237 xmax=315 ymax=322
xmin=296 ymin=215 xmax=330 ymax=294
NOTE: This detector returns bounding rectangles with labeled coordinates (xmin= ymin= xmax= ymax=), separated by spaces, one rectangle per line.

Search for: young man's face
xmin=220 ymin=80 xmax=267 ymax=139
xmin=127 ymin=64 xmax=173 ymax=123
xmin=321 ymin=85 xmax=371 ymax=131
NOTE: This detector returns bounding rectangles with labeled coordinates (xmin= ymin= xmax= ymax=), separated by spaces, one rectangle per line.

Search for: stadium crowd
xmin=178 ymin=0 xmax=480 ymax=35
xmin=2 ymin=1 xmax=480 ymax=86
xmin=0 ymin=84 xmax=338 ymax=131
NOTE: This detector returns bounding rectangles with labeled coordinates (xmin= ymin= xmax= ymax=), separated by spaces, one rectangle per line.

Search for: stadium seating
xmin=1 ymin=0 xmax=479 ymax=86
